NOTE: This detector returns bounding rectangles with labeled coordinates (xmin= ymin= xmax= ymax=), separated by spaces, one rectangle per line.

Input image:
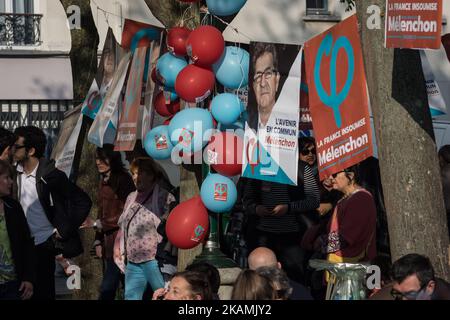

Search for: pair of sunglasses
xmin=300 ymin=148 xmax=316 ymax=156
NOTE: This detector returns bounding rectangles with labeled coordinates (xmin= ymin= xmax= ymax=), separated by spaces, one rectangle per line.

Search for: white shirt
xmin=17 ymin=164 xmax=54 ymax=245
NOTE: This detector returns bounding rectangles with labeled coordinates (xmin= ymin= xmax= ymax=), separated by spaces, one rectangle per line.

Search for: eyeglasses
xmin=331 ymin=171 xmax=344 ymax=179
xmin=390 ymin=284 xmax=427 ymax=300
xmin=300 ymin=148 xmax=316 ymax=156
xmin=12 ymin=144 xmax=26 ymax=150
xmin=253 ymin=68 xmax=278 ymax=84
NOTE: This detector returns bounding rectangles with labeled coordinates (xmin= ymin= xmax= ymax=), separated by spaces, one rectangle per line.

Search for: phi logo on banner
xmin=314 ymin=34 xmax=355 ymax=128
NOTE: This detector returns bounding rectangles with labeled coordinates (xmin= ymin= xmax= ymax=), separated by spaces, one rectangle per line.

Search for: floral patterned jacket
xmin=117 ymin=184 xmax=176 ymax=264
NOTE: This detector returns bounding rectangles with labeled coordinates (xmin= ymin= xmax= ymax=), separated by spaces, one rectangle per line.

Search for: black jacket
xmin=3 ymin=196 xmax=36 ymax=284
xmin=17 ymin=158 xmax=92 ymax=258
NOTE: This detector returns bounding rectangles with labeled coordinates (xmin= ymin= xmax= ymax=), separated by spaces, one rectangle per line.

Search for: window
xmin=0 ymin=0 xmax=40 ymax=46
xmin=306 ymin=0 xmax=329 ymax=15
xmin=13 ymin=0 xmax=34 ymax=14
xmin=1 ymin=0 xmax=34 ymax=13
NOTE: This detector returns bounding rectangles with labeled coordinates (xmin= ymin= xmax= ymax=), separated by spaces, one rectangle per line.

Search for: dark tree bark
xmin=143 ymin=0 xmax=199 ymax=29
xmin=60 ymin=0 xmax=103 ymax=299
xmin=356 ymin=1 xmax=449 ymax=279
xmin=60 ymin=0 xmax=99 ymax=103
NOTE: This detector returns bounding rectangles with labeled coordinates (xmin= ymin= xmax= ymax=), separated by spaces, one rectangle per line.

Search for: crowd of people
xmin=0 ymin=125 xmax=449 ymax=300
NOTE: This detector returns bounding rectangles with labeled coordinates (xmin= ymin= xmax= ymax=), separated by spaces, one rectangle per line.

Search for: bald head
xmin=248 ymin=247 xmax=281 ymax=270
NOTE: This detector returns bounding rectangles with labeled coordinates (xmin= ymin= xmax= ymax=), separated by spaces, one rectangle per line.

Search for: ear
xmin=193 ymin=294 xmax=202 ymax=300
xmin=27 ymin=147 xmax=36 ymax=157
xmin=0 ymin=146 xmax=9 ymax=161
xmin=346 ymin=172 xmax=355 ymax=182
xmin=426 ymin=280 xmax=435 ymax=295
xmin=277 ymin=262 xmax=282 ymax=269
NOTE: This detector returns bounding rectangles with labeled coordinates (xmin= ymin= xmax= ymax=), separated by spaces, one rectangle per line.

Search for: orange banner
xmin=121 ymin=19 xmax=161 ymax=50
xmin=114 ymin=46 xmax=147 ymax=151
xmin=304 ymin=15 xmax=373 ymax=181
xmin=385 ymin=0 xmax=442 ymax=49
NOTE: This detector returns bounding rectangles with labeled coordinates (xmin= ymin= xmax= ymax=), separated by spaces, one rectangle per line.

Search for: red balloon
xmin=175 ymin=64 xmax=215 ymax=103
xmin=167 ymin=27 xmax=191 ymax=56
xmin=166 ymin=196 xmax=209 ymax=249
xmin=154 ymin=91 xmax=181 ymax=117
xmin=151 ymin=67 xmax=164 ymax=86
xmin=186 ymin=26 xmax=224 ymax=67
xmin=205 ymin=132 xmax=243 ymax=177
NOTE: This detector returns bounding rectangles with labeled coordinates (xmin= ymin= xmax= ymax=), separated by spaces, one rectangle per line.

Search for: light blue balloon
xmin=206 ymin=0 xmax=247 ymax=16
xmin=156 ymin=53 xmax=188 ymax=88
xmin=144 ymin=125 xmax=174 ymax=160
xmin=200 ymin=174 xmax=237 ymax=213
xmin=213 ymin=46 xmax=249 ymax=89
xmin=168 ymin=108 xmax=214 ymax=153
xmin=218 ymin=119 xmax=245 ymax=133
xmin=211 ymin=93 xmax=243 ymax=125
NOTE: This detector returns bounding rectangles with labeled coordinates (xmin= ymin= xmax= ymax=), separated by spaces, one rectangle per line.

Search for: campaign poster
xmin=300 ymin=55 xmax=313 ymax=131
xmin=140 ymin=40 xmax=162 ymax=145
xmin=88 ymin=52 xmax=132 ymax=147
xmin=304 ymin=14 xmax=374 ymax=181
xmin=81 ymin=28 xmax=116 ymax=120
xmin=53 ymin=108 xmax=83 ymax=178
xmin=385 ymin=0 xmax=442 ymax=49
xmin=420 ymin=50 xmax=447 ymax=117
xmin=114 ymin=46 xmax=147 ymax=151
xmin=242 ymin=42 xmax=302 ymax=186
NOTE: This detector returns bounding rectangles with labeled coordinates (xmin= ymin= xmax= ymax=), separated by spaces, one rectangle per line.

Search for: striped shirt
xmin=243 ymin=164 xmax=320 ymax=233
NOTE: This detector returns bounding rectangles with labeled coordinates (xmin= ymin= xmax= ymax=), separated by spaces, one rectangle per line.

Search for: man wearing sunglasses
xmin=11 ymin=126 xmax=92 ymax=300
xmin=390 ymin=253 xmax=450 ymax=300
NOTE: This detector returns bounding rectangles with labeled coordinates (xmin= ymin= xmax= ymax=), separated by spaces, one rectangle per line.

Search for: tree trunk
xmin=356 ymin=1 xmax=450 ymax=279
xmin=143 ymin=0 xmax=199 ymax=29
xmin=60 ymin=0 xmax=99 ymax=103
xmin=59 ymin=0 xmax=102 ymax=299
xmin=72 ymin=119 xmax=103 ymax=300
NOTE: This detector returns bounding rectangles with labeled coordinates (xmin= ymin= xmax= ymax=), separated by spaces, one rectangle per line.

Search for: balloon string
xmin=201 ymin=12 xmax=210 ymax=26
xmin=208 ymin=12 xmax=252 ymax=42
xmin=180 ymin=4 xmax=193 ymax=27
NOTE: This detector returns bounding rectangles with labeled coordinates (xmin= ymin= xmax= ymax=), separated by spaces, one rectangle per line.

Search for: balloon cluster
xmin=146 ymin=1 xmax=249 ymax=250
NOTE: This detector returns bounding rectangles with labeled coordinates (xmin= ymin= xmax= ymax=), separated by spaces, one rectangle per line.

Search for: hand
xmin=272 ymin=204 xmax=288 ymax=216
xmin=255 ymin=205 xmax=271 ymax=217
xmin=317 ymin=203 xmax=332 ymax=216
xmin=152 ymin=287 xmax=167 ymax=300
xmin=80 ymin=217 xmax=95 ymax=229
xmin=19 ymin=281 xmax=33 ymax=300
xmin=95 ymin=245 xmax=103 ymax=259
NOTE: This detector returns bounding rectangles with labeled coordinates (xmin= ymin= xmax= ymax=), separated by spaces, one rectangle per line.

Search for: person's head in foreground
xmin=186 ymin=262 xmax=221 ymax=299
xmin=256 ymin=266 xmax=292 ymax=300
xmin=391 ymin=254 xmax=436 ymax=300
xmin=163 ymin=271 xmax=213 ymax=300
xmin=231 ymin=269 xmax=275 ymax=300
xmin=248 ymin=247 xmax=282 ymax=270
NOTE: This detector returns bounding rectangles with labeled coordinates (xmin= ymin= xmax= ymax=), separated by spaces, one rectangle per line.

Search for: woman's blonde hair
xmin=231 ymin=269 xmax=275 ymax=300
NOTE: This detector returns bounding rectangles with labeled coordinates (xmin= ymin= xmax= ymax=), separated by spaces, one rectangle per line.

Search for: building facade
xmin=0 ymin=0 xmax=73 ymax=155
